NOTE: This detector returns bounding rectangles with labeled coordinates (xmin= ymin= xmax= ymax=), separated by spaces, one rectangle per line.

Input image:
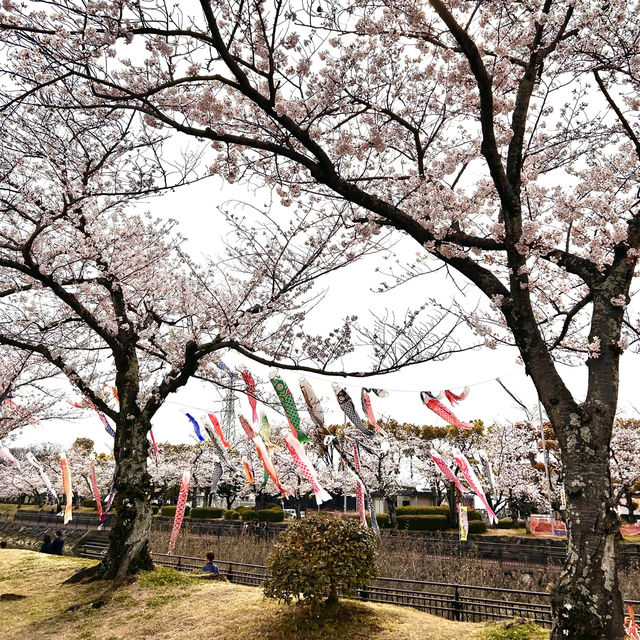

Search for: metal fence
xmin=76 ymin=543 xmax=640 ymax=628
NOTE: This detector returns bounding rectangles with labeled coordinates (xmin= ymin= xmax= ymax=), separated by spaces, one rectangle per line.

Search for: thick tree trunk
xmin=98 ymin=414 xmax=153 ymax=581
xmin=385 ymin=496 xmax=397 ymax=528
xmin=550 ymin=420 xmax=624 ymax=640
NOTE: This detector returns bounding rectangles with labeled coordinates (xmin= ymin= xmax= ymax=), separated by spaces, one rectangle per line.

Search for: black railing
xmin=75 ymin=543 xmax=640 ymax=629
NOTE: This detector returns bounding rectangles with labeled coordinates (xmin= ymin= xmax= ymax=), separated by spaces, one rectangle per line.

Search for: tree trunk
xmin=550 ymin=423 xmax=623 ymax=640
xmin=98 ymin=414 xmax=153 ymax=581
xmin=626 ymin=490 xmax=635 ymax=524
xmin=385 ymin=496 xmax=397 ymax=528
xmin=446 ymin=483 xmax=458 ymax=528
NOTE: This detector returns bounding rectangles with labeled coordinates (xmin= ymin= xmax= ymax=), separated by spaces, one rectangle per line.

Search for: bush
xmin=190 ymin=507 xmax=224 ymax=519
xmin=395 ymin=505 xmax=451 ymax=517
xmin=139 ymin=567 xmax=194 ymax=589
xmin=160 ymin=505 xmax=190 ymax=518
xmin=468 ymin=520 xmax=488 ymax=534
xmin=81 ymin=498 xmax=95 ymax=508
xmin=151 ymin=505 xmax=159 ymax=515
xmin=467 ymin=509 xmax=483 ymax=521
xmin=264 ymin=503 xmax=282 ymax=510
xmin=258 ymin=509 xmax=285 ymax=522
xmin=396 ymin=515 xmax=448 ymax=531
xmin=223 ymin=509 xmax=240 ymax=520
xmin=241 ymin=509 xmax=257 ymax=521
xmin=264 ymin=513 xmax=377 ymax=606
xmin=376 ymin=513 xmax=390 ymax=528
xmin=497 ymin=518 xmax=516 ymax=529
xmin=235 ymin=505 xmax=252 ymax=513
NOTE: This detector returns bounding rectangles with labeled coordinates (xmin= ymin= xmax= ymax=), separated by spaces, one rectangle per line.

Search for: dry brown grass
xmin=0 ymin=549 xmax=509 ymax=640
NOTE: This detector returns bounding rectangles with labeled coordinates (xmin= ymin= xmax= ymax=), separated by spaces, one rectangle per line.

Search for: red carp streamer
xmin=207 ymin=413 xmax=231 ymax=448
xmin=625 ymin=605 xmax=640 ymax=640
xmin=444 ymin=387 xmax=470 ymax=406
xmin=255 ymin=436 xmax=287 ymax=496
xmin=241 ymin=368 xmax=258 ymax=423
xmin=149 ymin=428 xmax=159 ymax=456
xmin=88 ymin=455 xmax=103 ymax=521
xmin=239 ymin=413 xmax=257 ymax=440
xmin=242 ymin=457 xmax=255 ymax=485
xmin=453 ymin=450 xmax=498 ymax=524
xmin=360 ymin=389 xmax=386 ymax=434
xmin=60 ymin=451 xmax=73 ymax=524
xmin=285 ymin=432 xmax=331 ymax=504
xmin=421 ymin=391 xmax=473 ymax=429
xmin=431 ymin=449 xmax=466 ymax=493
xmin=353 ymin=441 xmax=367 ymax=527
xmin=168 ymin=470 xmax=191 ymax=554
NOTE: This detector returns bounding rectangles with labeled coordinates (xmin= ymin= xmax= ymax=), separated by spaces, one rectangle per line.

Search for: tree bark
xmin=98 ymin=414 xmax=153 ymax=581
xmin=385 ymin=496 xmax=397 ymax=528
xmin=550 ymin=444 xmax=623 ymax=640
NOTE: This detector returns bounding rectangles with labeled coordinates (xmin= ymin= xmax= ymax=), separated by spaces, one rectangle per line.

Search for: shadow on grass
xmin=255 ymin=600 xmax=386 ymax=640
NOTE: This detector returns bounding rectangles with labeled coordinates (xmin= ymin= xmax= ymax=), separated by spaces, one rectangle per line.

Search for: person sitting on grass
xmin=40 ymin=534 xmax=51 ymax=553
xmin=49 ymin=531 xmax=64 ymax=555
xmin=202 ymin=551 xmax=219 ymax=574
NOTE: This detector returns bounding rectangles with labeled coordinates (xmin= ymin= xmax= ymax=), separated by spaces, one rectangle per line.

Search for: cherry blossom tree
xmin=0 ymin=102 xmax=367 ymax=583
xmin=4 ymin=2 xmax=640 ymax=633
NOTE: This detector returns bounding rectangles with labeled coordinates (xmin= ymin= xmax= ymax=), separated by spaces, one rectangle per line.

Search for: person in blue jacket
xmin=202 ymin=551 xmax=219 ymax=573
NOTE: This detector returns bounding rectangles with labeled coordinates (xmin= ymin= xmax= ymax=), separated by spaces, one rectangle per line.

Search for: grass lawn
xmin=0 ymin=550 xmax=548 ymax=640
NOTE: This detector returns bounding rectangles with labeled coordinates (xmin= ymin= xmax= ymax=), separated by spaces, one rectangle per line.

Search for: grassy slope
xmin=0 ymin=550 xmax=535 ymax=640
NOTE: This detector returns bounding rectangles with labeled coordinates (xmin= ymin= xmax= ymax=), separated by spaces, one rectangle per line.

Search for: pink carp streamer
xmin=25 ymin=452 xmax=57 ymax=500
xmin=168 ymin=470 xmax=191 ymax=554
xmin=60 ymin=451 xmax=73 ymax=524
xmin=444 ymin=387 xmax=470 ymax=406
xmin=88 ymin=455 xmax=103 ymax=521
xmin=241 ymin=368 xmax=258 ymax=423
xmin=0 ymin=444 xmax=20 ymax=468
xmin=453 ymin=450 xmax=498 ymax=524
xmin=299 ymin=378 xmax=324 ymax=429
xmin=420 ymin=391 xmax=473 ymax=429
xmin=284 ymin=432 xmax=331 ymax=505
xmin=242 ymin=457 xmax=255 ymax=485
xmin=360 ymin=389 xmax=386 ymax=434
xmin=149 ymin=428 xmax=159 ymax=456
xmin=207 ymin=413 xmax=231 ymax=448
xmin=431 ymin=449 xmax=466 ymax=493
xmin=353 ymin=441 xmax=367 ymax=527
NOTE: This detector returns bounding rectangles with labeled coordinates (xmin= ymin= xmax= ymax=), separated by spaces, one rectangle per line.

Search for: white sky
xmin=7 ymin=163 xmax=640 ymax=453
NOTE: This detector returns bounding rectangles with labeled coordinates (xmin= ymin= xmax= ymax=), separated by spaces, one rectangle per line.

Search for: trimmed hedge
xmin=396 ymin=514 xmax=448 ymax=531
xmin=235 ymin=505 xmax=252 ymax=513
xmin=241 ymin=509 xmax=257 ymax=521
xmin=376 ymin=513 xmax=390 ymax=528
xmin=161 ymin=505 xmax=190 ymax=517
xmin=190 ymin=507 xmax=224 ymax=519
xmin=152 ymin=505 xmax=159 ymax=515
xmin=468 ymin=520 xmax=487 ymax=534
xmin=223 ymin=509 xmax=240 ymax=520
xmin=81 ymin=498 xmax=95 ymax=508
xmin=258 ymin=509 xmax=285 ymax=522
xmin=497 ymin=518 xmax=516 ymax=529
xmin=467 ymin=509 xmax=483 ymax=521
xmin=395 ymin=505 xmax=451 ymax=517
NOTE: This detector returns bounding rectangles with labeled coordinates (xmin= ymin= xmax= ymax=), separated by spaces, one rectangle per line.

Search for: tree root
xmin=63 ymin=563 xmax=104 ymax=584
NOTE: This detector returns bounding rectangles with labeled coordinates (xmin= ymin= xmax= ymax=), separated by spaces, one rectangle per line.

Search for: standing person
xmin=49 ymin=531 xmax=64 ymax=555
xmin=40 ymin=534 xmax=52 ymax=553
xmin=202 ymin=552 xmax=219 ymax=574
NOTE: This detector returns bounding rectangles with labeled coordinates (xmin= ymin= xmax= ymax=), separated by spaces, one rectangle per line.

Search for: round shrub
xmin=190 ymin=507 xmax=224 ymax=519
xmin=151 ymin=505 xmax=159 ymax=515
xmin=223 ymin=509 xmax=240 ymax=520
xmin=264 ymin=513 xmax=377 ymax=606
xmin=468 ymin=520 xmax=487 ymax=534
xmin=375 ymin=513 xmax=390 ymax=528
xmin=264 ymin=503 xmax=282 ymax=510
xmin=467 ymin=509 xmax=483 ymax=521
xmin=497 ymin=518 xmax=516 ymax=529
xmin=235 ymin=505 xmax=252 ymax=513
xmin=396 ymin=514 xmax=448 ymax=531
xmin=257 ymin=509 xmax=285 ymax=522
xmin=241 ymin=509 xmax=257 ymax=521
xmin=81 ymin=498 xmax=95 ymax=508
xmin=160 ymin=505 xmax=190 ymax=518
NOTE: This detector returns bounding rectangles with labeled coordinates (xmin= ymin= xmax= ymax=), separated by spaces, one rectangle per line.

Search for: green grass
xmin=0 ymin=549 xmax=538 ymax=640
